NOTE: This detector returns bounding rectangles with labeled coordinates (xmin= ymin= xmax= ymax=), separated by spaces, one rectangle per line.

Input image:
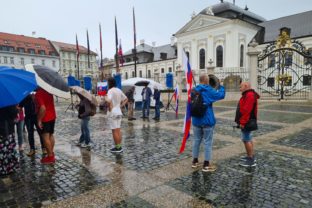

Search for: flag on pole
xmin=114 ymin=16 xmax=120 ymax=70
xmin=99 ymin=23 xmax=103 ymax=68
xmin=86 ymin=29 xmax=90 ymax=69
xmin=173 ymin=85 xmax=179 ymax=116
xmin=179 ymin=50 xmax=193 ymax=154
xmin=76 ymin=34 xmax=80 ymax=60
xmin=118 ymin=39 xmax=124 ymax=66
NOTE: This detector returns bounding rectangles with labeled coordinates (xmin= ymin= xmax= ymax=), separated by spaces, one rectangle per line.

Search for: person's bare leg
xmin=42 ymin=133 xmax=53 ymax=156
xmin=244 ymin=141 xmax=254 ymax=158
xmin=50 ymin=134 xmax=55 ymax=154
xmin=112 ymin=128 xmax=122 ymax=145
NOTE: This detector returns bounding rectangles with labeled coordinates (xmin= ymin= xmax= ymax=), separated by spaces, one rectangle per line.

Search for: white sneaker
xmin=74 ymin=141 xmax=82 ymax=146
xmin=81 ymin=143 xmax=91 ymax=148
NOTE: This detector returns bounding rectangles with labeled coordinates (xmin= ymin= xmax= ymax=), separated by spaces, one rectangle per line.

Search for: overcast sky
xmin=1 ymin=0 xmax=311 ymax=59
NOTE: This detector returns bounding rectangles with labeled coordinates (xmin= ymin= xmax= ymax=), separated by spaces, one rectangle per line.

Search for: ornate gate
xmin=258 ymin=28 xmax=312 ymax=100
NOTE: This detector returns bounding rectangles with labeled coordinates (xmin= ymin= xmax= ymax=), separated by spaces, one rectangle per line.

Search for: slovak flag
xmin=179 ymin=51 xmax=193 ymax=154
xmin=173 ymin=85 xmax=179 ymax=116
xmin=118 ymin=39 xmax=124 ymax=66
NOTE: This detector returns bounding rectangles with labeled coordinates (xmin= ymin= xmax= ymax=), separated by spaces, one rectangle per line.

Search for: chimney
xmin=152 ymin=41 xmax=156 ymax=47
xmin=245 ymin=5 xmax=249 ymax=11
xmin=170 ymin=36 xmax=176 ymax=46
xmin=140 ymin=39 xmax=145 ymax=45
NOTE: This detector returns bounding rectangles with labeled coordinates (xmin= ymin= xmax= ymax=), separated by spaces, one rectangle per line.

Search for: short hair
xmin=199 ymin=74 xmax=209 ymax=84
xmin=107 ymin=77 xmax=116 ymax=89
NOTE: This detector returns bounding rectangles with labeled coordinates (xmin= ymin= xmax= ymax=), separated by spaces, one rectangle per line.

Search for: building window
xmin=304 ymin=48 xmax=312 ymax=65
xmin=125 ymin=72 xmax=128 ymax=79
xmin=168 ymin=67 xmax=172 ymax=73
xmin=42 ymin=60 xmax=45 ymax=66
xmin=240 ymin=45 xmax=244 ymax=67
xmin=8 ymin=47 xmax=14 ymax=52
xmin=139 ymin=70 xmax=142 ymax=77
xmin=267 ymin=77 xmax=275 ymax=87
xmin=161 ymin=68 xmax=164 ymax=73
xmin=126 ymin=58 xmax=131 ymax=62
xmin=62 ymin=52 xmax=65 ymax=58
xmin=4 ymin=57 xmax=8 ymax=64
xmin=199 ymin=48 xmax=205 ymax=69
xmin=0 ymin=56 xmax=1 ymax=63
xmin=132 ymin=71 xmax=135 ymax=77
xmin=20 ymin=58 xmax=24 ymax=65
xmin=39 ymin=50 xmax=45 ymax=55
xmin=148 ymin=70 xmax=151 ymax=78
xmin=18 ymin=48 xmax=25 ymax=53
xmin=52 ymin=60 xmax=56 ymax=67
xmin=216 ymin=45 xmax=223 ymax=67
xmin=28 ymin=49 xmax=35 ymax=54
xmin=285 ymin=52 xmax=293 ymax=67
xmin=186 ymin=52 xmax=190 ymax=60
xmin=303 ymin=75 xmax=312 ymax=86
xmin=10 ymin=57 xmax=14 ymax=64
xmin=31 ymin=59 xmax=35 ymax=64
xmin=268 ymin=54 xmax=275 ymax=67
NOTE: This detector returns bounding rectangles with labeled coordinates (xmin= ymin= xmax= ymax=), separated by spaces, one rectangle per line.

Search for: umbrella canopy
xmin=71 ymin=86 xmax=98 ymax=106
xmin=0 ymin=66 xmax=37 ymax=108
xmin=25 ymin=64 xmax=70 ymax=99
xmin=135 ymin=80 xmax=150 ymax=86
xmin=122 ymin=77 xmax=163 ymax=90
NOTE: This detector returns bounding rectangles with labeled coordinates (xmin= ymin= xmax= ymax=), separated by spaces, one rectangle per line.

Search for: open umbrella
xmin=25 ymin=64 xmax=70 ymax=99
xmin=135 ymin=80 xmax=150 ymax=86
xmin=0 ymin=66 xmax=37 ymax=108
xmin=71 ymin=86 xmax=98 ymax=106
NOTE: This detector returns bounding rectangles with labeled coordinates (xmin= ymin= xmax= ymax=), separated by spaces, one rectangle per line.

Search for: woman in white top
xmin=105 ymin=77 xmax=128 ymax=153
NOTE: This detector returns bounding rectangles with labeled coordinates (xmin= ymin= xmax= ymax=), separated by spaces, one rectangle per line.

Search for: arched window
xmin=148 ymin=70 xmax=151 ymax=78
xmin=139 ymin=70 xmax=142 ymax=77
xmin=216 ymin=46 xmax=223 ymax=67
xmin=240 ymin=45 xmax=244 ymax=67
xmin=186 ymin=52 xmax=190 ymax=60
xmin=125 ymin=72 xmax=128 ymax=79
xmin=132 ymin=71 xmax=135 ymax=77
xmin=199 ymin=49 xmax=205 ymax=69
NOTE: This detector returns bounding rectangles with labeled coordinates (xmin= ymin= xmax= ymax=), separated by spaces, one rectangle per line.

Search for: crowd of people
xmin=0 ymin=75 xmax=259 ymax=176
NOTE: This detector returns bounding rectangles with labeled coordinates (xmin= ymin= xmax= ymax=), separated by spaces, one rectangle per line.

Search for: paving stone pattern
xmin=108 ymin=196 xmax=155 ymax=208
xmin=264 ymin=104 xmax=312 ymax=113
xmin=167 ymin=151 xmax=312 ymax=208
xmin=272 ymin=128 xmax=312 ymax=151
xmin=0 ymin=153 xmax=109 ymax=208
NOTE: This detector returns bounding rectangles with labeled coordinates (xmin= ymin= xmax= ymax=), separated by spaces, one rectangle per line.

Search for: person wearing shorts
xmin=235 ymin=82 xmax=260 ymax=167
xmin=105 ymin=77 xmax=128 ymax=153
xmin=35 ymin=88 xmax=56 ymax=164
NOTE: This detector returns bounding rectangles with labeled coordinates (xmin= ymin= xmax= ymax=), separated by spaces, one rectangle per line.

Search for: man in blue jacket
xmin=192 ymin=74 xmax=225 ymax=172
xmin=141 ymin=83 xmax=152 ymax=119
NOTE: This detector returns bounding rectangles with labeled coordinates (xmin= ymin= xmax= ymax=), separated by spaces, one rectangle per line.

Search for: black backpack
xmin=191 ymin=90 xmax=208 ymax=117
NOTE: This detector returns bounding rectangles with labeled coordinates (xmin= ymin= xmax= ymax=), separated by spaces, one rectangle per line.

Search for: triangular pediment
xmin=175 ymin=14 xmax=228 ymax=35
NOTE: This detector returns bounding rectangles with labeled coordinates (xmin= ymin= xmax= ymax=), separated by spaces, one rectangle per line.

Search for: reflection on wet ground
xmin=1 ymin=101 xmax=312 ymax=207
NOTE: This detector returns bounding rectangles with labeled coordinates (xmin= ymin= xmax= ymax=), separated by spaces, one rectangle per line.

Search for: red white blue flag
xmin=173 ymin=85 xmax=179 ymax=116
xmin=118 ymin=39 xmax=124 ymax=66
xmin=179 ymin=51 xmax=193 ymax=153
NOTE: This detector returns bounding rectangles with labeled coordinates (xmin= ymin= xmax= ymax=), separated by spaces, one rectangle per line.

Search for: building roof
xmin=200 ymin=1 xmax=266 ymax=24
xmin=258 ymin=10 xmax=312 ymax=43
xmin=0 ymin=32 xmax=58 ymax=56
xmin=52 ymin=41 xmax=97 ymax=55
xmin=152 ymin=44 xmax=176 ymax=61
xmin=123 ymin=43 xmax=154 ymax=56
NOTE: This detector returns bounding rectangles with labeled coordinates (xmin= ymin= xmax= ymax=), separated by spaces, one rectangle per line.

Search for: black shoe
xmin=240 ymin=156 xmax=257 ymax=162
xmin=202 ymin=161 xmax=216 ymax=172
xmin=239 ymin=157 xmax=256 ymax=167
xmin=192 ymin=158 xmax=199 ymax=168
xmin=128 ymin=118 xmax=136 ymax=121
xmin=110 ymin=147 xmax=123 ymax=153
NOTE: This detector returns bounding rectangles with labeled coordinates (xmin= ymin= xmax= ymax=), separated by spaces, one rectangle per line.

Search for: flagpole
xmin=133 ymin=7 xmax=137 ymax=77
xmin=114 ymin=16 xmax=120 ymax=73
xmin=87 ymin=29 xmax=90 ymax=69
xmin=99 ymin=23 xmax=103 ymax=70
xmin=76 ymin=34 xmax=80 ymax=80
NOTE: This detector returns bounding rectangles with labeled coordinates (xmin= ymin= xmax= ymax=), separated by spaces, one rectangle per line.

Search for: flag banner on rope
xmin=173 ymin=85 xmax=179 ymax=116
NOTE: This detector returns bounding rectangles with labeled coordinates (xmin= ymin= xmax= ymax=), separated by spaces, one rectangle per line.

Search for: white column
xmin=247 ymin=41 xmax=261 ymax=90
xmin=191 ymin=39 xmax=197 ymax=70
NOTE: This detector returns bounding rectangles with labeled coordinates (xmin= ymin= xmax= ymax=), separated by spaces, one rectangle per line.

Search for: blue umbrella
xmin=0 ymin=66 xmax=37 ymax=108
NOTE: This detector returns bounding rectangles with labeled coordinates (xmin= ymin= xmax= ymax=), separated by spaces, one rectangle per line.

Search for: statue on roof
xmin=206 ymin=7 xmax=214 ymax=15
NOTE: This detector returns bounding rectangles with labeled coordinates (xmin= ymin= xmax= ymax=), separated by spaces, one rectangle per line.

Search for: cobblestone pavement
xmin=0 ymin=101 xmax=312 ymax=208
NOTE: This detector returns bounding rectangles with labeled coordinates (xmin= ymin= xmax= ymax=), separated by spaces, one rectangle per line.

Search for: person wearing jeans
xmin=15 ymin=107 xmax=25 ymax=152
xmin=153 ymin=87 xmax=161 ymax=120
xmin=191 ymin=74 xmax=225 ymax=172
xmin=76 ymin=95 xmax=92 ymax=148
xmin=141 ymin=84 xmax=152 ymax=119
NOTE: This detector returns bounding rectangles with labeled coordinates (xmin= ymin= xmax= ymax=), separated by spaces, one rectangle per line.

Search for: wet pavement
xmin=0 ymin=100 xmax=312 ymax=207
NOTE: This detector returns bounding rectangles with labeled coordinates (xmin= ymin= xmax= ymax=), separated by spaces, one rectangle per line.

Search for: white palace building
xmin=115 ymin=1 xmax=312 ymax=100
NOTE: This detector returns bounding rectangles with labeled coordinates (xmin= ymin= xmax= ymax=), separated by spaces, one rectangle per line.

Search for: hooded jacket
xmin=235 ymin=89 xmax=260 ymax=126
xmin=192 ymin=84 xmax=225 ymax=127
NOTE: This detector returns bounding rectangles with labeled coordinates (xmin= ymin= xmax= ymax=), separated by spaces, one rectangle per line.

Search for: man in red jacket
xmin=235 ymin=82 xmax=260 ymax=167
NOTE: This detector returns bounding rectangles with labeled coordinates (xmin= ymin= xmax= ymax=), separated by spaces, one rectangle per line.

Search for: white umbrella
xmin=25 ymin=64 xmax=70 ymax=99
xmin=71 ymin=86 xmax=98 ymax=106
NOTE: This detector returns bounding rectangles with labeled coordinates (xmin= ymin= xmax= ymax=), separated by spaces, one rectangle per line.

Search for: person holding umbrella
xmin=105 ymin=77 xmax=128 ymax=153
xmin=140 ymin=82 xmax=152 ymax=119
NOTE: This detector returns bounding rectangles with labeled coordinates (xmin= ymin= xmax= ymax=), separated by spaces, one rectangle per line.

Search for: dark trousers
xmin=25 ymin=115 xmax=44 ymax=150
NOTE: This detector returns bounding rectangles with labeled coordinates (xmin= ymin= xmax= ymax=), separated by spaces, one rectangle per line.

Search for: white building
xmin=51 ymin=41 xmax=98 ymax=79
xmin=0 ymin=32 xmax=59 ymax=71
